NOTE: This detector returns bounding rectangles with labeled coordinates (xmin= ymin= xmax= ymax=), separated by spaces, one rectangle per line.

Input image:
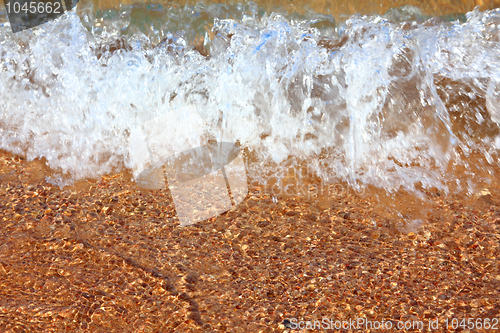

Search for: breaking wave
xmin=1 ymin=3 xmax=500 ymax=198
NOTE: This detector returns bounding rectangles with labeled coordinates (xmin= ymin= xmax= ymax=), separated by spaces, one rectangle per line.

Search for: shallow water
xmin=1 ymin=2 xmax=500 ymax=211
xmin=1 ymin=3 xmax=500 ymax=331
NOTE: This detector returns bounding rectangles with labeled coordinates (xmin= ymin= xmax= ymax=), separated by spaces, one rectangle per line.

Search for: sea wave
xmin=1 ymin=5 xmax=499 ymax=195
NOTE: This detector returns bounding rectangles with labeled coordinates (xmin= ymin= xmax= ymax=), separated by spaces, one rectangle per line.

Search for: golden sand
xmin=0 ymin=150 xmax=499 ymax=332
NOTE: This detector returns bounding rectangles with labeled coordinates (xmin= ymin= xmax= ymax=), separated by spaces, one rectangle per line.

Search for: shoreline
xmin=0 ymin=149 xmax=499 ymax=332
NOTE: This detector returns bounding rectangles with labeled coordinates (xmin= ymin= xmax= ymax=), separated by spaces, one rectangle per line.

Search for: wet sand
xmin=0 ymin=149 xmax=499 ymax=332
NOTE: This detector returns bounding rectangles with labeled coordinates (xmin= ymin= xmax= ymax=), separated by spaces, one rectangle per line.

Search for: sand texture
xmin=0 ymin=150 xmax=499 ymax=332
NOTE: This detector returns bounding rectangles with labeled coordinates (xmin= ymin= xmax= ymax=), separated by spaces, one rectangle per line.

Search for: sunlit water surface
xmin=1 ymin=3 xmax=500 ymax=220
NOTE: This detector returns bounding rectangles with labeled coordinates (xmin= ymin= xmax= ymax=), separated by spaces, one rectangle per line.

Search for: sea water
xmin=1 ymin=2 xmax=500 ymax=205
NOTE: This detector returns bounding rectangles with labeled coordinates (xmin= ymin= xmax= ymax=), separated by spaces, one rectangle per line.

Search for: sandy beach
xmin=0 ymin=149 xmax=499 ymax=332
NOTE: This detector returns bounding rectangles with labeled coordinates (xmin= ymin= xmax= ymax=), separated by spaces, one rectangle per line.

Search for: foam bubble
xmin=0 ymin=7 xmax=499 ymax=195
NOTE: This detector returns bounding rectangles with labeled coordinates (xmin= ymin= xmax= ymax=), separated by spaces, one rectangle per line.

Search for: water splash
xmin=0 ymin=5 xmax=499 ymax=197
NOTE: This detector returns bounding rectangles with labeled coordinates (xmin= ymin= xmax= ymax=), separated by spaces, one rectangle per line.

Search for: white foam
xmin=0 ymin=8 xmax=499 ymax=194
